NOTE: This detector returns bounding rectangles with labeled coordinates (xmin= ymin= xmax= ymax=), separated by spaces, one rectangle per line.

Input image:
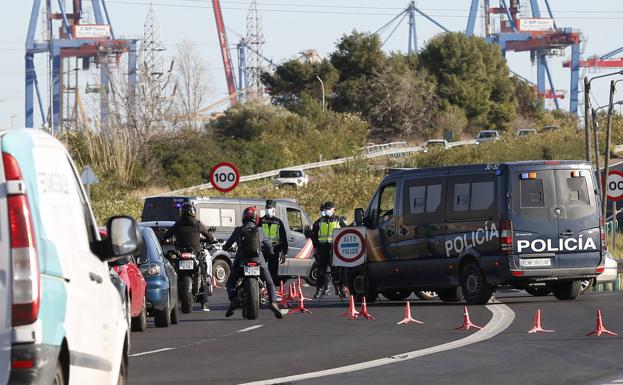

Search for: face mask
xmin=266 ymin=208 xmax=275 ymax=217
xmin=320 ymin=210 xmax=326 ymax=217
xmin=325 ymin=209 xmax=335 ymax=217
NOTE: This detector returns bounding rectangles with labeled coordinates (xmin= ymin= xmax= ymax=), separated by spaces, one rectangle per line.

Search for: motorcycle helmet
xmin=242 ymin=206 xmax=259 ymax=224
xmin=180 ymin=202 xmax=196 ymax=217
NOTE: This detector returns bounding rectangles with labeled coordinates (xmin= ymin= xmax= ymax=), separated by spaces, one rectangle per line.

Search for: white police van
xmin=1 ymin=128 xmax=140 ymax=385
xmin=351 ymin=161 xmax=605 ymax=304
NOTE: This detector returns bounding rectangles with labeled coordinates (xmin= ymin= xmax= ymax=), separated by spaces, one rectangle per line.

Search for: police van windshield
xmin=513 ymin=170 xmax=596 ymax=220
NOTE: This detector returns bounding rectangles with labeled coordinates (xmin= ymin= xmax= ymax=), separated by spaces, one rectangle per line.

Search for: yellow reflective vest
xmin=318 ymin=219 xmax=340 ymax=243
xmin=261 ymin=223 xmax=280 ymax=245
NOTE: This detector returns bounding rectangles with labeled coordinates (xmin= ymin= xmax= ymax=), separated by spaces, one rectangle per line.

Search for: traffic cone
xmin=341 ymin=295 xmax=360 ymax=319
xmin=211 ymin=278 xmax=220 ymax=289
xmin=288 ymin=296 xmax=312 ymax=314
xmin=396 ymin=302 xmax=423 ymax=325
xmin=297 ymin=284 xmax=312 ymax=301
xmin=528 ymin=309 xmax=555 ymax=334
xmin=290 ymin=283 xmax=300 ymax=300
xmin=455 ymin=306 xmax=482 ymax=330
xmin=358 ymin=297 xmax=375 ymax=320
xmin=297 ymin=275 xmax=303 ymax=288
xmin=276 ymin=280 xmax=286 ymax=297
xmin=586 ymin=309 xmax=618 ymax=337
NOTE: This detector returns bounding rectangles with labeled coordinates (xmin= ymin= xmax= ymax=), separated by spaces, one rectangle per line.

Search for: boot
xmin=225 ymin=301 xmax=237 ymax=317
xmin=270 ymin=302 xmax=284 ymax=319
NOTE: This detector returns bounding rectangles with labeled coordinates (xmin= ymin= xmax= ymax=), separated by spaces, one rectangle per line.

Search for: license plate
xmin=520 ymin=258 xmax=551 ymax=268
xmin=179 ymin=260 xmax=194 ymax=270
xmin=244 ymin=266 xmax=260 ymax=276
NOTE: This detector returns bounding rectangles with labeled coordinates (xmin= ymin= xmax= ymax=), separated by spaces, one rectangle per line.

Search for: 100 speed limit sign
xmin=607 ymin=170 xmax=623 ymax=201
xmin=209 ymin=162 xmax=240 ymax=193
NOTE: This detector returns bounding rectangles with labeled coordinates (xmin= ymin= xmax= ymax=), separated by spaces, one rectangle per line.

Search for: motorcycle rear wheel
xmin=244 ymin=278 xmax=260 ymax=320
xmin=180 ymin=275 xmax=193 ymax=313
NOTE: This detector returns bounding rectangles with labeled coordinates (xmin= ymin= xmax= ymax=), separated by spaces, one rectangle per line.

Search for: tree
xmin=419 ymin=32 xmax=517 ymax=131
xmin=174 ymin=42 xmax=211 ymax=130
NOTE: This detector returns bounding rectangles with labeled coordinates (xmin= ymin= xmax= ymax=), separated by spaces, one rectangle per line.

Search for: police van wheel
xmin=382 ymin=290 xmax=411 ymax=301
xmin=213 ymin=260 xmax=230 ymax=287
xmin=552 ymin=280 xmax=581 ymax=300
xmin=305 ymin=263 xmax=319 ymax=286
xmin=437 ymin=287 xmax=463 ymax=302
xmin=460 ymin=263 xmax=493 ymax=305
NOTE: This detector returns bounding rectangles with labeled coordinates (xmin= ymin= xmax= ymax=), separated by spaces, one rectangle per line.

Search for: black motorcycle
xmin=167 ymin=248 xmax=204 ymax=313
xmin=234 ymin=259 xmax=266 ymax=320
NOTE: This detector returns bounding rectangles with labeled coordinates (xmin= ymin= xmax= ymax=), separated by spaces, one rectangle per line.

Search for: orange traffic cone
xmin=586 ymin=309 xmax=618 ymax=336
xmin=397 ymin=302 xmax=423 ymax=325
xmin=288 ymin=296 xmax=312 ymax=314
xmin=290 ymin=283 xmax=300 ymax=299
xmin=341 ymin=295 xmax=360 ymax=319
xmin=297 ymin=275 xmax=303 ymax=288
xmin=297 ymin=284 xmax=311 ymax=301
xmin=276 ymin=280 xmax=286 ymax=297
xmin=455 ymin=306 xmax=482 ymax=330
xmin=358 ymin=297 xmax=375 ymax=320
xmin=528 ymin=309 xmax=554 ymax=334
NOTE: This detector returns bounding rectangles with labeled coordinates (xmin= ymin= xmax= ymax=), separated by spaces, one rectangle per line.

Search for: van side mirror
xmin=303 ymin=225 xmax=312 ymax=239
xmin=354 ymin=208 xmax=365 ymax=226
xmin=93 ymin=216 xmax=141 ymax=261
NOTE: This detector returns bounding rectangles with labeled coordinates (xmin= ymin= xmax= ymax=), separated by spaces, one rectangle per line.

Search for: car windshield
xmin=518 ymin=130 xmax=533 ymax=136
xmin=427 ymin=141 xmax=445 ymax=147
xmin=479 ymin=131 xmax=497 ymax=138
xmin=279 ymin=170 xmax=303 ymax=178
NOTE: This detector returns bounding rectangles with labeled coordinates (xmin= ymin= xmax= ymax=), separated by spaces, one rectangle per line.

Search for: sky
xmin=2 ymin=0 xmax=623 ymax=129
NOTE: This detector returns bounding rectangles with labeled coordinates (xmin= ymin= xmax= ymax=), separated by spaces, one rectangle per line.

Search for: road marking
xmin=237 ymin=325 xmax=264 ymax=333
xmin=239 ymin=303 xmax=515 ymax=385
xmin=129 ymin=348 xmax=174 ymax=357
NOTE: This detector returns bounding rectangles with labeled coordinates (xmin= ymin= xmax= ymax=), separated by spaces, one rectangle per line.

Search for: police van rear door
xmin=511 ymin=164 xmax=600 ymax=269
xmin=141 ymin=197 xmax=190 ymax=221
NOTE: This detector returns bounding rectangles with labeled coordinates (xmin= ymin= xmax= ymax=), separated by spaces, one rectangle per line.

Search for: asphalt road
xmin=128 ymin=286 xmax=623 ymax=385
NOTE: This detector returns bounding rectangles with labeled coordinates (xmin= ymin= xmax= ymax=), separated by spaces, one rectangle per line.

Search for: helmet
xmin=180 ymin=202 xmax=196 ymax=217
xmin=242 ymin=206 xmax=259 ymax=224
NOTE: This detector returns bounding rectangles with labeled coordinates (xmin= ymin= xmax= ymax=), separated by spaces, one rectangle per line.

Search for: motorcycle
xmin=167 ymin=248 xmax=203 ymax=313
xmin=234 ymin=259 xmax=266 ymax=320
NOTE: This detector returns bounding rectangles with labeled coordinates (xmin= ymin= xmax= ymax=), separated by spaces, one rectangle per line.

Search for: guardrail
xmin=359 ymin=141 xmax=408 ymax=154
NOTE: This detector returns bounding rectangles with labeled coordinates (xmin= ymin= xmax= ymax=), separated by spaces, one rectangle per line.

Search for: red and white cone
xmin=341 ymin=295 xmax=360 ymax=319
xmin=290 ymin=283 xmax=300 ymax=300
xmin=396 ymin=302 xmax=423 ymax=325
xmin=455 ymin=306 xmax=482 ymax=330
xmin=288 ymin=296 xmax=312 ymax=314
xmin=297 ymin=275 xmax=303 ymax=288
xmin=212 ymin=278 xmax=220 ymax=289
xmin=528 ymin=309 xmax=555 ymax=334
xmin=276 ymin=280 xmax=286 ymax=297
xmin=586 ymin=309 xmax=618 ymax=337
xmin=298 ymin=284 xmax=311 ymax=301
xmin=358 ymin=297 xmax=375 ymax=320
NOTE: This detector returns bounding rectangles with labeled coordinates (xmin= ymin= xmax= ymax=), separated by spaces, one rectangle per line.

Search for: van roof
xmin=146 ymin=195 xmax=299 ymax=205
xmin=385 ymin=160 xmax=592 ymax=178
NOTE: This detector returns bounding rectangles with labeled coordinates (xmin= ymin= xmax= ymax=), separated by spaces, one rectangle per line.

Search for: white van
xmin=1 ymin=128 xmax=140 ymax=385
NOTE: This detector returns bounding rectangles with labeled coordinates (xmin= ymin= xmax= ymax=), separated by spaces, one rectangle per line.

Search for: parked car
xmin=1 ymin=128 xmax=138 ymax=385
xmin=273 ymin=169 xmax=309 ymax=188
xmin=136 ymin=226 xmax=179 ymax=327
xmin=423 ymin=139 xmax=449 ymax=152
xmin=109 ymin=268 xmax=131 ymax=328
xmin=141 ymin=196 xmax=316 ymax=286
xmin=516 ymin=128 xmax=538 ymax=137
xmin=541 ymin=125 xmax=560 ymax=132
xmin=476 ymin=130 xmax=501 ymax=143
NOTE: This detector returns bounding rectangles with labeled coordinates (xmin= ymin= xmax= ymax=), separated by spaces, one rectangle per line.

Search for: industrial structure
xmin=25 ymin=0 xmax=137 ymax=132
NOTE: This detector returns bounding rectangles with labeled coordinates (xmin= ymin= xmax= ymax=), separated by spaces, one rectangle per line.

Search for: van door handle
xmin=89 ymin=272 xmax=103 ymax=284
xmin=560 ymin=230 xmax=574 ymax=237
xmin=399 ymin=228 xmax=408 ymax=236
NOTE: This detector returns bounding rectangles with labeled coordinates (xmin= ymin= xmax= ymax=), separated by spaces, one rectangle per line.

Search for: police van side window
xmin=378 ymin=184 xmax=397 ymax=220
xmin=449 ymin=177 xmax=496 ymax=219
xmin=403 ymin=180 xmax=443 ymax=225
xmin=287 ymin=208 xmax=304 ymax=233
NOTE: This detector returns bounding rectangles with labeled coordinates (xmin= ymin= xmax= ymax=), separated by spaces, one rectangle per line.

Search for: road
xmin=128 ymin=285 xmax=623 ymax=385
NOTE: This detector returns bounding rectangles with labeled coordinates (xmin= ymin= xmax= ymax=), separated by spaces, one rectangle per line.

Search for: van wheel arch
xmin=458 ymin=254 xmax=480 ymax=274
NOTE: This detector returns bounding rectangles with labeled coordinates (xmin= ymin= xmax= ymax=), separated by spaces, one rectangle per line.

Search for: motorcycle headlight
xmin=147 ymin=264 xmax=161 ymax=276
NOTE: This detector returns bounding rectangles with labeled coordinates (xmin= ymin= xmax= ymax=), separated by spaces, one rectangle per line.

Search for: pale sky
xmin=2 ymin=0 xmax=623 ymax=129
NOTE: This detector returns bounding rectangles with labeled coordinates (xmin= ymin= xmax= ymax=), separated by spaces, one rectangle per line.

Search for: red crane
xmin=212 ymin=0 xmax=238 ymax=106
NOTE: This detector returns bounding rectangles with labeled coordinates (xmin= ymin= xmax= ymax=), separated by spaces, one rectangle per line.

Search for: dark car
xmin=351 ymin=161 xmax=605 ymax=305
xmin=136 ymin=226 xmax=179 ymax=327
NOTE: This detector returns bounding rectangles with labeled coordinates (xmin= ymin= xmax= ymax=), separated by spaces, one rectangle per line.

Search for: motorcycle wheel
xmin=244 ymin=278 xmax=260 ymax=320
xmin=180 ymin=275 xmax=193 ymax=313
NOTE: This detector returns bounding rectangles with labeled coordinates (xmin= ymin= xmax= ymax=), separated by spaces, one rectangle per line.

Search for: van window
xmin=520 ymin=179 xmax=545 ymax=207
xmin=448 ymin=176 xmax=497 ymax=219
xmin=471 ymin=182 xmax=495 ymax=210
xmin=403 ymin=179 xmax=444 ymax=225
xmin=555 ymin=170 xmax=596 ymax=220
xmin=379 ymin=183 xmax=397 ymax=220
xmin=453 ymin=183 xmax=471 ymax=211
xmin=198 ymin=206 xmax=236 ymax=228
xmin=287 ymin=208 xmax=304 ymax=233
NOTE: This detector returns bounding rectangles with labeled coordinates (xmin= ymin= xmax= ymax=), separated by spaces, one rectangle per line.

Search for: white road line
xmin=239 ymin=303 xmax=515 ymax=385
xmin=129 ymin=347 xmax=174 ymax=357
xmin=237 ymin=325 xmax=264 ymax=333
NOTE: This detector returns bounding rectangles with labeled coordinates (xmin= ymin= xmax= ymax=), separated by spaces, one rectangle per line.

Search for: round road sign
xmin=209 ymin=162 xmax=240 ymax=193
xmin=607 ymin=170 xmax=623 ymax=201
xmin=333 ymin=228 xmax=366 ymax=264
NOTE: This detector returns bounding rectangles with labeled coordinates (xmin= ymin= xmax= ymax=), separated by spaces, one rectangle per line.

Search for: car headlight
xmin=147 ymin=264 xmax=161 ymax=276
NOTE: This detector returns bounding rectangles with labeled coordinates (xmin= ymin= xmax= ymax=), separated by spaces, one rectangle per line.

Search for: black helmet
xmin=265 ymin=199 xmax=276 ymax=209
xmin=180 ymin=202 xmax=196 ymax=217
xmin=323 ymin=201 xmax=336 ymax=210
xmin=242 ymin=206 xmax=259 ymax=224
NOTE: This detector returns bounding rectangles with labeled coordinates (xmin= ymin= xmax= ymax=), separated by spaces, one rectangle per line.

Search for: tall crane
xmin=211 ymin=0 xmax=238 ymax=106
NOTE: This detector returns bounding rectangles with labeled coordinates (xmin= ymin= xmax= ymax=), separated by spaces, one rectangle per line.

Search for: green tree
xmin=419 ymin=32 xmax=517 ymax=131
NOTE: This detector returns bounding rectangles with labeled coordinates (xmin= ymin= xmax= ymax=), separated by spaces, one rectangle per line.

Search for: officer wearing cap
xmin=258 ymin=199 xmax=288 ymax=284
xmin=311 ymin=201 xmax=347 ymax=298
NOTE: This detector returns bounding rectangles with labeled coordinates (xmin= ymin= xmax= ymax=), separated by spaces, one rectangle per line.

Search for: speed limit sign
xmin=209 ymin=162 xmax=240 ymax=193
xmin=606 ymin=170 xmax=623 ymax=201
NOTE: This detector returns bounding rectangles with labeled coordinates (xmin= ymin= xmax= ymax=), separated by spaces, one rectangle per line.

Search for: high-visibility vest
xmin=318 ymin=219 xmax=340 ymax=243
xmin=262 ymin=222 xmax=280 ymax=244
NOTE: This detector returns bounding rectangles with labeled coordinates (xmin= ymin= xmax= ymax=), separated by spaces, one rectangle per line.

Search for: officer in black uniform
xmin=311 ymin=201 xmax=348 ymax=298
xmin=258 ymin=200 xmax=288 ymax=284
xmin=161 ymin=202 xmax=214 ymax=312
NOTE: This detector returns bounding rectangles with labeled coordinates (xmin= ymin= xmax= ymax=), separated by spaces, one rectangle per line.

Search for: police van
xmin=142 ymin=196 xmax=316 ymax=285
xmin=351 ymin=161 xmax=605 ymax=304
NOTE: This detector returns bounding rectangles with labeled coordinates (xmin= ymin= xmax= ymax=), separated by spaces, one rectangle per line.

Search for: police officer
xmin=258 ymin=200 xmax=288 ymax=284
xmin=161 ymin=202 xmax=215 ymax=312
xmin=223 ymin=207 xmax=283 ymax=319
xmin=311 ymin=201 xmax=347 ymax=298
